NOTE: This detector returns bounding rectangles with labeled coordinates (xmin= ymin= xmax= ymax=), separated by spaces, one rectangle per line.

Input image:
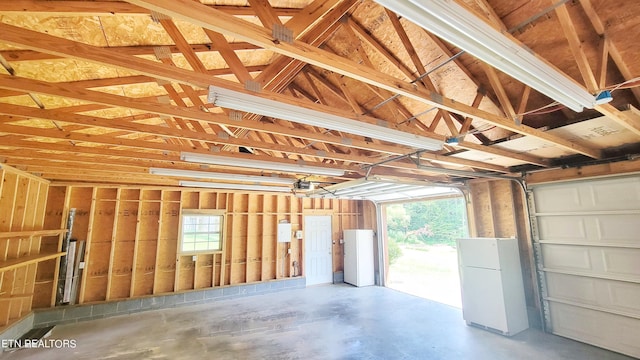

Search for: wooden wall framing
xmin=35 ymin=185 xmax=367 ymax=307
xmin=0 ymin=165 xmax=65 ymax=331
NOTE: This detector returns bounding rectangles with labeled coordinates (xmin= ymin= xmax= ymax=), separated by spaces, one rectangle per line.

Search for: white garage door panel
xmin=550 ymin=302 xmax=640 ymax=358
xmin=537 ymin=216 xmax=587 ymax=242
xmin=538 ymin=214 xmax=640 ymax=245
xmin=533 ymin=186 xmax=582 ymax=213
xmin=589 ymin=178 xmax=640 ymax=210
xmin=542 ymin=244 xmax=640 ymax=280
xmin=532 ymin=175 xmax=640 ymax=358
xmin=546 ymin=273 xmax=640 ymax=316
xmin=533 ymin=176 xmax=640 ymax=212
xmin=602 ymin=249 xmax=640 ymax=277
xmin=549 ymin=302 xmax=603 ymax=342
xmin=541 ymin=244 xmax=592 ymax=272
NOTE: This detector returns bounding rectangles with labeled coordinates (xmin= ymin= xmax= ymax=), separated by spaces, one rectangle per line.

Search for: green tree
xmin=386 ymin=204 xmax=410 ymax=243
xmin=387 ymin=237 xmax=402 ymax=264
xmin=387 ymin=197 xmax=468 ymax=247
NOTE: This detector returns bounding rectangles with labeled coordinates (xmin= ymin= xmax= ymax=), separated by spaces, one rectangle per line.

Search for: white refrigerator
xmin=343 ymin=229 xmax=375 ymax=287
xmin=457 ymin=237 xmax=529 ymax=336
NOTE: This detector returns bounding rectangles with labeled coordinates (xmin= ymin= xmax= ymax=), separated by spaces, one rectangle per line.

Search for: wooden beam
xmin=3 ymin=158 xmax=148 ymax=175
xmin=484 ymin=65 xmax=517 ymax=121
xmin=526 ymin=157 xmax=640 ymax=184
xmin=0 ymin=252 xmax=65 ymax=273
xmin=0 ymin=1 xmax=302 ymax=16
xmin=594 ymin=103 xmax=640 ymax=136
xmin=204 ymin=30 xmax=254 ymax=84
xmin=578 ymin=0 xmax=640 ymax=104
xmin=0 ymin=75 xmax=410 ymax=156
xmin=284 ymin=0 xmax=346 ymax=39
xmin=0 ymin=45 xmax=262 ymax=63
xmin=0 ymin=135 xmax=182 ymax=162
xmin=0 ymin=132 xmax=510 ymax=179
xmin=596 ymin=37 xmax=609 ymax=90
xmin=348 ymin=18 xmax=415 ymax=82
xmin=222 ymin=0 xmax=355 ymax=149
xmin=0 ymin=115 xmax=367 ymax=169
xmin=302 ymin=71 xmax=328 ymax=105
xmin=515 ymin=86 xmax=531 ymax=125
xmin=605 ymin=41 xmax=640 ymax=105
xmin=457 ymin=141 xmax=551 ymax=168
xmin=385 ymin=9 xmax=459 ymax=136
xmin=248 ymin=0 xmax=282 ymax=30
xmin=385 ymin=10 xmax=431 ymax=88
xmin=554 ymin=4 xmax=598 ymax=93
xmin=0 ymin=113 xmax=509 ymax=174
xmin=459 ymin=91 xmax=485 ymax=139
xmin=0 ymin=24 xmax=600 ymax=166
xmin=0 ymin=229 xmax=67 ymax=239
xmin=119 ymin=1 xmax=601 ymax=158
xmin=158 ymin=19 xmax=209 ymax=73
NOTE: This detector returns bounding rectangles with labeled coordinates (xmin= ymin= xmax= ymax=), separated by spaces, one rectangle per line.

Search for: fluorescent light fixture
xmin=374 ymin=0 xmax=596 ymax=112
xmin=207 ymin=86 xmax=443 ymax=151
xmin=149 ymin=167 xmax=295 ymax=185
xmin=180 ymin=152 xmax=345 ymax=177
xmin=179 ymin=180 xmax=291 ymax=192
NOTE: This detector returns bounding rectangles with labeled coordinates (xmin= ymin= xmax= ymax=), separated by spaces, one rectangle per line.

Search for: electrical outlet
xmin=287 ymin=248 xmax=291 ymax=254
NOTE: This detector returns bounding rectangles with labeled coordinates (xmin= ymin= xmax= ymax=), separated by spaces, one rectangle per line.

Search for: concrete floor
xmin=4 ymin=284 xmax=634 ymax=360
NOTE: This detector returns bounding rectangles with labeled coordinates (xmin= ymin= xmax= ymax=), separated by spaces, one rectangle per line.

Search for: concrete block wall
xmin=2 ymin=277 xmax=305 ymax=343
xmin=0 ymin=314 xmax=34 ymax=345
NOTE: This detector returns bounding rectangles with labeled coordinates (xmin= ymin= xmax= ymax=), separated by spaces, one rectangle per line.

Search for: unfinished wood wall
xmin=466 ymin=179 xmax=537 ymax=308
xmin=0 ymin=165 xmax=61 ymax=331
xmin=34 ymin=185 xmax=367 ymax=307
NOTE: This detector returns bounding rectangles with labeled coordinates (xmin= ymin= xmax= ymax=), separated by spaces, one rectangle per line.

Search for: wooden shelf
xmin=0 ymin=252 xmax=66 ymax=272
xmin=0 ymin=229 xmax=67 ymax=239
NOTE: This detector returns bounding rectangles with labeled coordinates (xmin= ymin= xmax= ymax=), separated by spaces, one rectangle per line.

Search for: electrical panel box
xmin=277 ymin=222 xmax=292 ymax=243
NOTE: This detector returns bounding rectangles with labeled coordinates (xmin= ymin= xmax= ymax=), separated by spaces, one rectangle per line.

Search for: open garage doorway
xmin=383 ymin=196 xmax=468 ymax=308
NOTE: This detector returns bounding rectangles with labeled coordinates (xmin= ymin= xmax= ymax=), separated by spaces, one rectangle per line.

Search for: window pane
xmin=181 ymin=213 xmax=223 ymax=253
xmin=181 ymin=242 xmax=195 ymax=252
xmin=183 ymin=233 xmax=196 ymax=244
xmin=194 ymin=242 xmax=209 ymax=251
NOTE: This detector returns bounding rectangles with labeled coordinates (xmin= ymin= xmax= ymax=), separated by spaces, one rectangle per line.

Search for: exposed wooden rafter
xmin=0 ymin=0 xmax=637 ymax=188
xmin=118 ymin=0 xmax=602 ymax=159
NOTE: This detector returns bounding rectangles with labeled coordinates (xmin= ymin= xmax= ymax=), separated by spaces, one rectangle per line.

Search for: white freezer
xmin=343 ymin=229 xmax=375 ymax=287
xmin=457 ymin=237 xmax=529 ymax=336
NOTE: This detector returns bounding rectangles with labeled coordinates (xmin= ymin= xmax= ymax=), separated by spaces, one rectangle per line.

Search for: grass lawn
xmin=386 ymin=244 xmax=462 ymax=308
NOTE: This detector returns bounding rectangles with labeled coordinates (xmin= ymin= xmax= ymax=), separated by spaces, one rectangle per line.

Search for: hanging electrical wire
xmin=609 ymin=76 xmax=640 ymax=92
xmin=517 ymin=76 xmax=640 ymax=118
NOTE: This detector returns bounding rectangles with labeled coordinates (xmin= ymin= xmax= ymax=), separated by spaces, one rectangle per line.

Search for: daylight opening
xmin=383 ymin=196 xmax=468 ymax=307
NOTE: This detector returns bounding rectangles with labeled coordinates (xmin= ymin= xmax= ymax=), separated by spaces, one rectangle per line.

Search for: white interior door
xmin=304 ymin=215 xmax=332 ymax=286
xmin=531 ymin=175 xmax=640 ymax=358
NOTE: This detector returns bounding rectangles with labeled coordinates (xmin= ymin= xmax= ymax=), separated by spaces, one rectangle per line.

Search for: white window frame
xmin=179 ymin=210 xmax=225 ymax=254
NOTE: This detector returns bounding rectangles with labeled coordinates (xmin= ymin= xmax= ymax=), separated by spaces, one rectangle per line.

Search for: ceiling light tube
xmin=149 ymin=167 xmax=295 ymax=185
xmin=179 ymin=180 xmax=291 ymax=192
xmin=180 ymin=152 xmax=345 ymax=177
xmin=374 ymin=0 xmax=595 ymax=112
xmin=207 ymin=86 xmax=443 ymax=151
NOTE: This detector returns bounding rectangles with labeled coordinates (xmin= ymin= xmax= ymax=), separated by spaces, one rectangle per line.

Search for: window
xmin=180 ymin=210 xmax=224 ymax=253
